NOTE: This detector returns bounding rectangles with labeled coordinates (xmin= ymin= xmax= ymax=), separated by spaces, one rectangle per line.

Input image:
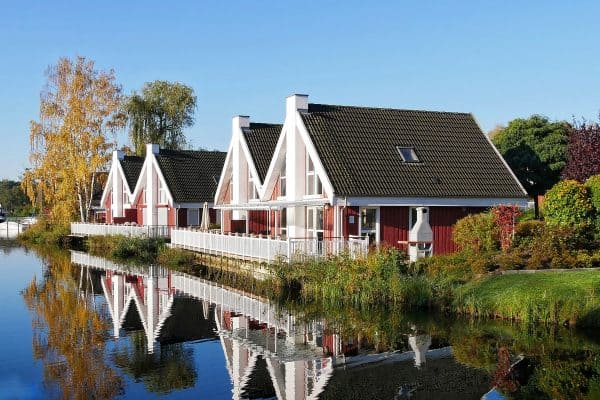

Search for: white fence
xmin=70 ymin=223 xmax=171 ymax=238
xmin=170 ymin=229 xmax=369 ymax=263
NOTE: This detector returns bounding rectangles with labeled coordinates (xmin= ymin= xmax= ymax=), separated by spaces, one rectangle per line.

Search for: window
xmin=158 ymin=183 xmax=168 ymax=204
xmin=306 ymin=151 xmax=323 ymax=195
xmin=279 ymin=163 xmax=286 ymax=197
xmin=187 ymin=208 xmax=200 ymax=226
xmin=248 ymin=173 xmax=259 ymax=200
xmin=122 ymin=183 xmax=128 ymax=205
xmin=396 ymin=146 xmax=420 ymax=163
xmin=280 ymin=208 xmax=287 ymax=237
xmin=306 ymin=207 xmax=324 ymax=240
xmin=360 ymin=207 xmax=379 ymax=245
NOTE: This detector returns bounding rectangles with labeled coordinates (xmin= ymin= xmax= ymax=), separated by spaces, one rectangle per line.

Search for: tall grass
xmin=18 ymin=219 xmax=70 ymax=247
xmin=453 ymin=271 xmax=600 ymax=326
xmin=87 ymin=235 xmax=165 ymax=263
xmin=269 ymin=248 xmax=434 ymax=308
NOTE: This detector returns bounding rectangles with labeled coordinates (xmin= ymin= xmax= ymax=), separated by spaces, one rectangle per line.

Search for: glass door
xmin=360 ymin=207 xmax=379 ymax=245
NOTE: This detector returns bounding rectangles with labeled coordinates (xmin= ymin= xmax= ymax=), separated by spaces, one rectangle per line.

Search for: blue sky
xmin=1 ymin=1 xmax=599 ymax=180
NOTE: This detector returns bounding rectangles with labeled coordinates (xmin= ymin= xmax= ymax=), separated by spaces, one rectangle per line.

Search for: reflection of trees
xmin=112 ymin=330 xmax=196 ymax=394
xmin=21 ymin=248 xmax=123 ymax=399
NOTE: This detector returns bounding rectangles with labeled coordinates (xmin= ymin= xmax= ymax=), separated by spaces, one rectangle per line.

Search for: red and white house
xmin=73 ymin=144 xmax=226 ymax=237
xmin=206 ymin=94 xmax=527 ymax=261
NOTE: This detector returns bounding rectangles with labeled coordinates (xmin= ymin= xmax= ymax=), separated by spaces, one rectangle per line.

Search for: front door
xmin=359 ymin=207 xmax=379 ymax=245
xmin=306 ymin=207 xmax=324 ymax=241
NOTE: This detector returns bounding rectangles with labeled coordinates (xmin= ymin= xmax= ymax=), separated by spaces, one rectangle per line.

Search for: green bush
xmin=543 ymin=180 xmax=594 ymax=231
xmin=513 ymin=219 xmax=546 ymax=249
xmin=585 ymin=174 xmax=600 ymax=238
xmin=88 ymin=235 xmax=165 ymax=263
xmin=452 ymin=212 xmax=498 ymax=253
xmin=18 ymin=219 xmax=70 ymax=247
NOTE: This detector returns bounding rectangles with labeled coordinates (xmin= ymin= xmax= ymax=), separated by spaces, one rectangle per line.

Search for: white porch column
xmin=112 ymin=273 xmax=124 ymax=338
xmin=285 ymin=94 xmax=308 ymax=238
xmin=232 ymin=116 xmax=250 ymax=221
xmin=112 ymin=150 xmax=124 ymax=219
xmin=146 ymin=144 xmax=159 ymax=226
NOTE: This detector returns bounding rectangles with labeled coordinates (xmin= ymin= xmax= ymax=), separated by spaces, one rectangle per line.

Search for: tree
xmin=124 ymin=80 xmax=196 ymax=155
xmin=24 ymin=57 xmax=124 ymax=223
xmin=543 ymin=180 xmax=593 ymax=231
xmin=0 ymin=180 xmax=34 ymax=216
xmin=562 ymin=121 xmax=600 ymax=182
xmin=492 ymin=115 xmax=570 ymax=198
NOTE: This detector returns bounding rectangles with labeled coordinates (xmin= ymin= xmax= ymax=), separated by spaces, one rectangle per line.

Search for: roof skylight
xmin=396 ymin=146 xmax=420 ymax=163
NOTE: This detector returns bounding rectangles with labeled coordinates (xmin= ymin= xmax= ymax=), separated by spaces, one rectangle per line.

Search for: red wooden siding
xmin=222 ymin=210 xmax=232 ymax=232
xmin=379 ymin=206 xmax=409 ymax=249
xmin=429 ymin=206 xmax=486 ymax=255
xmin=324 ymin=206 xmax=334 ymax=240
xmin=248 ymin=210 xmax=269 ymax=234
xmin=167 ymin=206 xmax=176 ymax=226
xmin=231 ymin=219 xmax=246 ymax=233
xmin=124 ymin=208 xmax=137 ymax=223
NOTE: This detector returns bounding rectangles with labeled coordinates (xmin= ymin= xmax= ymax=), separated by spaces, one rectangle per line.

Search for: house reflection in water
xmin=72 ymin=251 xmax=489 ymax=399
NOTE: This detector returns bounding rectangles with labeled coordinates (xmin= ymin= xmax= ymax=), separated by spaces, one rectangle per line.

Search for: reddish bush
xmin=492 ymin=205 xmax=521 ymax=251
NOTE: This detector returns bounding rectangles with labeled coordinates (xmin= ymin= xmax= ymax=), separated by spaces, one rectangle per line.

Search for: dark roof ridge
xmin=308 ymin=102 xmax=473 ymax=116
xmin=247 ymin=122 xmax=283 ymax=128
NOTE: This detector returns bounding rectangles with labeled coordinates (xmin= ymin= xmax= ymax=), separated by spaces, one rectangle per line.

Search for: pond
xmin=1 ymin=240 xmax=600 ymax=399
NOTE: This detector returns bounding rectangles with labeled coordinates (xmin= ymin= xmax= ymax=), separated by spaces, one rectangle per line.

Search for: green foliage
xmin=492 ymin=115 xmax=570 ymax=195
xmin=453 ymin=271 xmax=600 ymax=326
xmin=585 ymin=174 xmax=600 ymax=238
xmin=543 ymin=180 xmax=593 ymax=231
xmin=125 ymin=80 xmax=196 ymax=155
xmin=18 ymin=219 xmax=70 ymax=246
xmin=269 ymin=248 xmax=433 ymax=308
xmin=88 ymin=235 xmax=165 ymax=263
xmin=0 ymin=180 xmax=35 ymax=216
xmin=452 ymin=212 xmax=498 ymax=253
xmin=156 ymin=247 xmax=198 ymax=269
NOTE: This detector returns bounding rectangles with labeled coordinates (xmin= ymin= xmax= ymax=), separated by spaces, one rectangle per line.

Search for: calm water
xmin=1 ymin=241 xmax=600 ymax=399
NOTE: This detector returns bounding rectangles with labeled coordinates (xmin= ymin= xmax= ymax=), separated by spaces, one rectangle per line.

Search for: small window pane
xmin=316 ymin=176 xmax=323 ymax=194
xmin=316 ymin=208 xmax=323 ymax=230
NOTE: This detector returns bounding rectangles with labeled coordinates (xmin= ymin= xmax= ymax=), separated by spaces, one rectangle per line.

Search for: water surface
xmin=1 ymin=241 xmax=599 ymax=399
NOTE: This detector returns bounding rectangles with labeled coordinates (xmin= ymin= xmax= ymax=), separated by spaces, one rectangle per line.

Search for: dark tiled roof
xmin=120 ymin=155 xmax=144 ymax=191
xmin=156 ymin=149 xmax=227 ymax=203
xmin=242 ymin=123 xmax=282 ymax=182
xmin=301 ymin=104 xmax=527 ymax=198
xmin=91 ymin=172 xmax=108 ymax=208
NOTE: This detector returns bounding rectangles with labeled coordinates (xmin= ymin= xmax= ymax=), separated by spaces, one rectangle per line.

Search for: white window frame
xmin=306 ymin=206 xmax=324 ymax=240
xmin=358 ymin=207 xmax=380 ymax=244
xmin=396 ymin=146 xmax=420 ymax=163
xmin=279 ymin=163 xmax=287 ymax=198
xmin=248 ymin=171 xmax=259 ymax=201
xmin=158 ymin=182 xmax=168 ymax=205
xmin=122 ymin=183 xmax=128 ymax=206
xmin=305 ymin=151 xmax=323 ymax=197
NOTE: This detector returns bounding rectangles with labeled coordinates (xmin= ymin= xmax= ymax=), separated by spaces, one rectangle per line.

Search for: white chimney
xmin=146 ymin=143 xmax=160 ymax=155
xmin=115 ymin=150 xmax=125 ymax=160
xmin=286 ymin=94 xmax=308 ymax=115
xmin=408 ymin=207 xmax=433 ymax=261
xmin=233 ymin=115 xmax=250 ymax=130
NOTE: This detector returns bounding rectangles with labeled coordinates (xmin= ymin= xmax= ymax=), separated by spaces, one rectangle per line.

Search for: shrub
xmin=18 ymin=219 xmax=70 ymax=246
xmin=585 ymin=174 xmax=600 ymax=238
xmin=513 ymin=220 xmax=545 ymax=249
xmin=453 ymin=212 xmax=498 ymax=253
xmin=543 ymin=180 xmax=593 ymax=231
xmin=492 ymin=205 xmax=521 ymax=251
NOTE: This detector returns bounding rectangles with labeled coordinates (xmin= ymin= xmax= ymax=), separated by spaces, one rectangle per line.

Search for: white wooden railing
xmin=170 ymin=229 xmax=369 ymax=263
xmin=70 ymin=222 xmax=171 ymax=238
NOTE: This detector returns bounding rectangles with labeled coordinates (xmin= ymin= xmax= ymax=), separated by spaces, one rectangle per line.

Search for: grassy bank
xmin=18 ymin=220 xmax=70 ymax=246
xmin=269 ymin=248 xmax=435 ymax=308
xmin=452 ymin=270 xmax=600 ymax=327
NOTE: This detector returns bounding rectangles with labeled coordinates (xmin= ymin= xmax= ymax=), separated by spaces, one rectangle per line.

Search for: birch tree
xmin=25 ymin=56 xmax=124 ymax=223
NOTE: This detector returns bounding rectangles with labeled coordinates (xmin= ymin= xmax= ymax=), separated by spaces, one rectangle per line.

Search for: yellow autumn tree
xmin=24 ymin=56 xmax=124 ymax=223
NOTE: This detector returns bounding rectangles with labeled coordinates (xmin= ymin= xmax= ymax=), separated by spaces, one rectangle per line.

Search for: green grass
xmin=453 ymin=270 xmax=600 ymax=326
xmin=87 ymin=235 xmax=165 ymax=263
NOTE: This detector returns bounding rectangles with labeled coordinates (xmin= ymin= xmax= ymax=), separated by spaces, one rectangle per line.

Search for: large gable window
xmin=248 ymin=172 xmax=259 ymax=201
xmin=396 ymin=146 xmax=420 ymax=163
xmin=158 ymin=182 xmax=168 ymax=204
xmin=279 ymin=163 xmax=286 ymax=197
xmin=306 ymin=152 xmax=323 ymax=196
